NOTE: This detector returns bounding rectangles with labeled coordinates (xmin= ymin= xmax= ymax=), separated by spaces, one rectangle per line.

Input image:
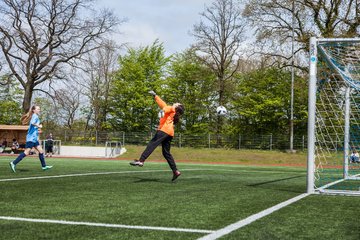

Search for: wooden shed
xmin=0 ymin=125 xmax=28 ymax=147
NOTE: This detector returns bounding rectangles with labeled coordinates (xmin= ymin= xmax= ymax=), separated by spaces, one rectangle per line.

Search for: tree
xmin=243 ymin=0 xmax=360 ymax=70
xmin=54 ymin=83 xmax=82 ymax=130
xmin=109 ymin=41 xmax=170 ymax=132
xmin=0 ymin=75 xmax=22 ymax=124
xmin=166 ymin=49 xmax=217 ymax=133
xmin=191 ymin=0 xmax=246 ymax=134
xmin=229 ymin=67 xmax=308 ymax=136
xmin=76 ymin=40 xmax=119 ymax=131
xmin=0 ymin=0 xmax=120 ymax=112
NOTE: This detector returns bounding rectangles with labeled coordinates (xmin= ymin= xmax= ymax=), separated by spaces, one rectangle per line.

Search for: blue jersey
xmin=26 ymin=114 xmax=40 ymax=142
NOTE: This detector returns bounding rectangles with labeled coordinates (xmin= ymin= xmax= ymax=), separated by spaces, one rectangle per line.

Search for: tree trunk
xmin=216 ymin=75 xmax=225 ymax=145
xmin=22 ymin=84 xmax=33 ymax=113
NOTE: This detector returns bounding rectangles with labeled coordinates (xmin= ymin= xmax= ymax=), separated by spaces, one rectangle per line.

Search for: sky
xmin=95 ymin=0 xmax=211 ymax=55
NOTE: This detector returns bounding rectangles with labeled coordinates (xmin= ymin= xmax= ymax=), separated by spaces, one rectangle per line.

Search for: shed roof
xmin=0 ymin=125 xmax=28 ymax=131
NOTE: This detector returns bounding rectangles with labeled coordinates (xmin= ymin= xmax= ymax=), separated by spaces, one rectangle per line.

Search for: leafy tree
xmin=0 ymin=75 xmax=22 ymax=124
xmin=0 ymin=101 xmax=22 ymax=125
xmin=229 ymin=67 xmax=308 ymax=136
xmin=109 ymin=41 xmax=170 ymax=132
xmin=165 ymin=49 xmax=217 ymax=133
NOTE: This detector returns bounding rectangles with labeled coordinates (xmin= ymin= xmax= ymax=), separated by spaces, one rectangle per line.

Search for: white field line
xmin=0 ymin=168 xmax=307 ymax=236
xmin=317 ymin=172 xmax=360 ymax=191
xmin=197 ymin=193 xmax=309 ymax=240
xmin=0 ymin=216 xmax=214 ymax=234
xmin=0 ymin=168 xmax=302 ymax=182
xmin=0 ymin=169 xmax=203 ymax=182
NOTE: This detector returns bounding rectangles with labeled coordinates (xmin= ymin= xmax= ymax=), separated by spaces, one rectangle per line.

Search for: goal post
xmin=308 ymin=37 xmax=360 ymax=195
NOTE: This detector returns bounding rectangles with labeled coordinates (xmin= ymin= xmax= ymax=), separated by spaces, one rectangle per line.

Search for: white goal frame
xmin=308 ymin=37 xmax=360 ymax=195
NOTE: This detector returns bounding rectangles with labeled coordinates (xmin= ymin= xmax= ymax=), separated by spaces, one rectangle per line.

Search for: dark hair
xmin=173 ymin=104 xmax=184 ymax=125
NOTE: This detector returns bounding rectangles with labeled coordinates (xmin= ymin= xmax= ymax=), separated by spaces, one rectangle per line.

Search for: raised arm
xmin=149 ymin=90 xmax=167 ymax=109
xmin=155 ymin=95 xmax=167 ymax=109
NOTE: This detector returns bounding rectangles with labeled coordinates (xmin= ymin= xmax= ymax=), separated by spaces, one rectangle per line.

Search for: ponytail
xmin=20 ymin=106 xmax=37 ymax=125
xmin=173 ymin=104 xmax=184 ymax=125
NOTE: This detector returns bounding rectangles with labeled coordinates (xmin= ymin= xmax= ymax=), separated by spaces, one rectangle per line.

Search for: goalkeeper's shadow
xmin=246 ymin=175 xmax=305 ymax=193
xmin=131 ymin=177 xmax=161 ymax=183
xmin=247 ymin=175 xmax=303 ymax=187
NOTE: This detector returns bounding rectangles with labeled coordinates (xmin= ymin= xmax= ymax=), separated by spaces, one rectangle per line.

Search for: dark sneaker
xmin=9 ymin=161 xmax=16 ymax=173
xmin=172 ymin=170 xmax=181 ymax=181
xmin=129 ymin=160 xmax=144 ymax=167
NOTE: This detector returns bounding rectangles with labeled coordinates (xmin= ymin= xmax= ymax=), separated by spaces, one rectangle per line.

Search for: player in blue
xmin=9 ymin=105 xmax=53 ymax=172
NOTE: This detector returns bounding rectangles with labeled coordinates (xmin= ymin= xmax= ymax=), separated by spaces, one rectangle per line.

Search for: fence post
xmin=89 ymin=131 xmax=92 ymax=145
xmin=239 ymin=134 xmax=241 ymax=150
xmin=96 ymin=130 xmax=98 ymax=146
xmin=270 ymin=134 xmax=273 ymax=150
xmin=208 ymin=133 xmax=211 ymax=148
xmin=302 ymin=135 xmax=305 ymax=151
xmin=64 ymin=130 xmax=67 ymax=144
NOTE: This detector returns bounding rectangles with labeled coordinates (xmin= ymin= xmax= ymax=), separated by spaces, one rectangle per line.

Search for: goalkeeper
xmin=130 ymin=90 xmax=185 ymax=181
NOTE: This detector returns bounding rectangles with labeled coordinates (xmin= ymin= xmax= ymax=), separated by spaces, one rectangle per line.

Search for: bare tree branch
xmin=191 ymin=0 xmax=246 ymax=106
xmin=244 ymin=0 xmax=360 ymax=71
xmin=0 ymin=0 xmax=123 ymax=112
xmin=191 ymin=0 xmax=246 ymax=136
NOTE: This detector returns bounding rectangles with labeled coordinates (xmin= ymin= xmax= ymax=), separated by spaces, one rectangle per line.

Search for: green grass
xmin=121 ymin=145 xmax=307 ymax=165
xmin=0 ymin=153 xmax=359 ymax=239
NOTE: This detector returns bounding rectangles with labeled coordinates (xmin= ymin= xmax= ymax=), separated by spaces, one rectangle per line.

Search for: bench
xmin=0 ymin=147 xmax=25 ymax=154
xmin=13 ymin=148 xmax=25 ymax=154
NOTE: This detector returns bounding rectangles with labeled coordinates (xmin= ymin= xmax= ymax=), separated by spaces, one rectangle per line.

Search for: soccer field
xmin=0 ymin=156 xmax=359 ymax=240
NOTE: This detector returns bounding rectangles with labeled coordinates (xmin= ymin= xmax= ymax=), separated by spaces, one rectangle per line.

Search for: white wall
xmin=59 ymin=146 xmax=126 ymax=158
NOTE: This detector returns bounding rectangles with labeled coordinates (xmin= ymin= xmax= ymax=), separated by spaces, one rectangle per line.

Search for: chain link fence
xmin=45 ymin=130 xmax=307 ymax=151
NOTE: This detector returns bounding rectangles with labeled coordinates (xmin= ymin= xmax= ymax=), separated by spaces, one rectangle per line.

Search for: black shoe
xmin=129 ymin=160 xmax=144 ymax=167
xmin=172 ymin=170 xmax=181 ymax=181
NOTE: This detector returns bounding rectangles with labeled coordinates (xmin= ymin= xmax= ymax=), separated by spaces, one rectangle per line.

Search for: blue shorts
xmin=25 ymin=141 xmax=40 ymax=149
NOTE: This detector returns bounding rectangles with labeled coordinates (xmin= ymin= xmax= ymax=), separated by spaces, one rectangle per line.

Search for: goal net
xmin=308 ymin=37 xmax=360 ymax=195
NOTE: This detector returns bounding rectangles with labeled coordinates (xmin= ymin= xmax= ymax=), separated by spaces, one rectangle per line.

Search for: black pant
xmin=139 ymin=131 xmax=177 ymax=172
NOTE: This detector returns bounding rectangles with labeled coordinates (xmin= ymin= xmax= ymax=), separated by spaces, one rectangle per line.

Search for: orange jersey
xmin=155 ymin=95 xmax=176 ymax=136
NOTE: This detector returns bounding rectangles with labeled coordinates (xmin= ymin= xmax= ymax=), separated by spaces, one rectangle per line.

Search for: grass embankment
xmin=119 ymin=145 xmax=307 ymax=166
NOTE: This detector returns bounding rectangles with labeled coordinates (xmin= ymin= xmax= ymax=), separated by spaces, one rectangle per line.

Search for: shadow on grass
xmin=247 ymin=175 xmax=304 ymax=187
xmin=132 ymin=177 xmax=161 ymax=183
xmin=14 ymin=169 xmax=31 ymax=173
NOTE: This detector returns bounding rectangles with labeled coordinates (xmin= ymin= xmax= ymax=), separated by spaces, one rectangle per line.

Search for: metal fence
xmin=45 ymin=130 xmax=307 ymax=151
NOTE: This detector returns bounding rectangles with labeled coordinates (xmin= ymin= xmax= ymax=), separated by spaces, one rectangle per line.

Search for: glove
xmin=148 ymin=90 xmax=156 ymax=96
